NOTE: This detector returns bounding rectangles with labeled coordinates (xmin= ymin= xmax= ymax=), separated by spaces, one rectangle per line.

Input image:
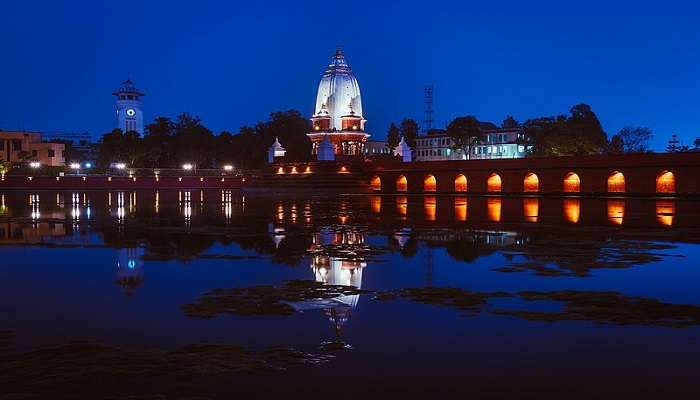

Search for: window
xmin=12 ymin=140 xmax=22 ymax=151
xmin=48 ymin=149 xmax=55 ymax=158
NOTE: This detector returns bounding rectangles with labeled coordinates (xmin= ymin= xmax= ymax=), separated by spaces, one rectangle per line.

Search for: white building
xmin=414 ymin=128 xmax=532 ymax=161
xmin=307 ymin=49 xmax=370 ymax=157
xmin=113 ymin=79 xmax=144 ymax=134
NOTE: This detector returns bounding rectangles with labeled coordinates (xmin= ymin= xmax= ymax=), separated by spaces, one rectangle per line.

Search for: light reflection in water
xmin=371 ymin=196 xmax=381 ymax=214
xmin=423 ymin=196 xmax=436 ymax=221
xmin=396 ymin=196 xmax=407 ymax=218
xmin=607 ymin=200 xmax=625 ymax=225
xmin=454 ymin=197 xmax=467 ymax=222
xmin=71 ymin=193 xmax=80 ymax=223
xmin=563 ymin=198 xmax=581 ymax=223
xmin=155 ymin=191 xmax=160 ymax=214
xmin=116 ymin=247 xmax=145 ymax=296
xmin=222 ymin=190 xmax=232 ymax=223
xmin=487 ymin=197 xmax=502 ymax=222
xmin=30 ymin=194 xmax=40 ymax=222
xmin=182 ymin=191 xmax=192 ymax=227
xmin=116 ymin=192 xmax=125 ymax=224
xmin=656 ymin=200 xmax=675 ymax=227
xmin=523 ymin=198 xmax=539 ymax=223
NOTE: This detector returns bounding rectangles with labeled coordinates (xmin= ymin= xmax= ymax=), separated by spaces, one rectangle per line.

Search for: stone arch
xmin=656 ymin=170 xmax=675 ymax=193
xmin=523 ymin=172 xmax=539 ymax=192
xmin=607 ymin=171 xmax=626 ymax=193
xmin=563 ymin=172 xmax=581 ymax=193
xmin=424 ymin=174 xmax=437 ymax=192
xmin=487 ymin=173 xmax=502 ymax=192
xmin=454 ymin=174 xmax=467 ymax=192
xmin=396 ymin=175 xmax=408 ymax=192
xmin=370 ymin=175 xmax=381 ymax=191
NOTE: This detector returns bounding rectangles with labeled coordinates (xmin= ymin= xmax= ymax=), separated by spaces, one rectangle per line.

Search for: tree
xmin=386 ymin=122 xmax=400 ymax=150
xmin=566 ymin=104 xmax=607 ymax=155
xmin=613 ymin=126 xmax=653 ymax=153
xmin=502 ymin=115 xmax=519 ymax=129
xmin=255 ymin=110 xmax=311 ymax=163
xmin=399 ymin=119 xmax=419 ymax=148
xmin=446 ymin=116 xmax=482 ymax=160
xmin=171 ymin=113 xmax=215 ymax=168
xmin=695 ymin=137 xmax=700 ymax=150
xmin=607 ymin=134 xmax=624 ymax=154
xmin=667 ymin=134 xmax=681 ymax=153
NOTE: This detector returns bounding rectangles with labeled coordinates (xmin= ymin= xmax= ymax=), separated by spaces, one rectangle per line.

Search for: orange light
xmin=370 ymin=176 xmax=382 ymax=191
xmin=487 ymin=197 xmax=502 ymax=222
xmin=563 ymin=172 xmax=580 ymax=192
xmin=290 ymin=166 xmax=298 ymax=174
xmin=277 ymin=167 xmax=284 ymax=174
xmin=423 ymin=196 xmax=436 ymax=221
xmin=487 ymin=173 xmax=502 ymax=192
xmin=656 ymin=200 xmax=675 ymax=226
xmin=563 ymin=199 xmax=580 ymax=223
xmin=454 ymin=197 xmax=467 ymax=222
xmin=523 ymin=198 xmax=539 ymax=222
xmin=178 ymin=177 xmax=182 ymax=182
xmin=423 ymin=175 xmax=436 ymax=192
xmin=396 ymin=195 xmax=407 ymax=216
xmin=396 ymin=175 xmax=408 ymax=192
xmin=339 ymin=166 xmax=349 ymax=173
xmin=607 ymin=171 xmax=625 ymax=193
xmin=607 ymin=200 xmax=625 ymax=225
xmin=454 ymin=174 xmax=467 ymax=192
xmin=523 ymin=173 xmax=539 ymax=192
xmin=304 ymin=166 xmax=312 ymax=174
xmin=371 ymin=196 xmax=381 ymax=213
xmin=656 ymin=171 xmax=675 ymax=193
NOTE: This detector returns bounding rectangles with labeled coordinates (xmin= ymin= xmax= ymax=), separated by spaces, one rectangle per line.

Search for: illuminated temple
xmin=307 ymin=49 xmax=370 ymax=159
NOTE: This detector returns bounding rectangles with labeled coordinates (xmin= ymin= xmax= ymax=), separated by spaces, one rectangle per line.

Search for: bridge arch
xmin=607 ymin=171 xmax=626 ymax=193
xmin=563 ymin=172 xmax=581 ymax=193
xmin=487 ymin=173 xmax=502 ymax=192
xmin=656 ymin=170 xmax=675 ymax=193
xmin=396 ymin=175 xmax=408 ymax=192
xmin=370 ymin=175 xmax=381 ymax=191
xmin=424 ymin=174 xmax=437 ymax=192
xmin=454 ymin=174 xmax=467 ymax=192
xmin=523 ymin=172 xmax=539 ymax=192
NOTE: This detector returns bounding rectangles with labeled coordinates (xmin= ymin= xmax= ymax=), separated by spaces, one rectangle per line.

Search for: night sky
xmin=3 ymin=0 xmax=699 ymax=150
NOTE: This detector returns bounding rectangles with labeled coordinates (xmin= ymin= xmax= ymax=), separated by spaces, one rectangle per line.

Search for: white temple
xmin=307 ymin=49 xmax=370 ymax=158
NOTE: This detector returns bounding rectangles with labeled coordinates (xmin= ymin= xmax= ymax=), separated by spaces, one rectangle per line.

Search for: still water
xmin=1 ymin=190 xmax=700 ymax=398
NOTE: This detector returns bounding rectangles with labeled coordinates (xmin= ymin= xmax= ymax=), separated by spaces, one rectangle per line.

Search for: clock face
xmin=126 ymin=108 xmax=136 ymax=117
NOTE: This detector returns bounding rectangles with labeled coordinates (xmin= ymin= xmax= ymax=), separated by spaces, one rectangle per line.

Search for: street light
xmin=182 ymin=163 xmax=193 ymax=171
xmin=223 ymin=165 xmax=233 ymax=171
xmin=29 ymin=162 xmax=41 ymax=168
xmin=115 ymin=163 xmax=126 ymax=170
xmin=70 ymin=162 xmax=81 ymax=170
xmin=85 ymin=162 xmax=92 ymax=169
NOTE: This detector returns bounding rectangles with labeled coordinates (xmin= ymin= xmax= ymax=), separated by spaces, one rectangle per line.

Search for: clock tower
xmin=113 ymin=78 xmax=144 ymax=134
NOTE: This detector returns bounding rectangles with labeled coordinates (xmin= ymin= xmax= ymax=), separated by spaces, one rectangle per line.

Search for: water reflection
xmin=487 ymin=197 xmax=502 ymax=222
xmin=396 ymin=195 xmax=407 ymax=218
xmin=116 ymin=247 xmax=145 ymax=296
xmin=563 ymin=198 xmax=581 ymax=224
xmin=523 ymin=198 xmax=538 ymax=223
xmin=607 ymin=200 xmax=625 ymax=225
xmin=454 ymin=197 xmax=467 ymax=222
xmin=423 ymin=196 xmax=436 ymax=221
xmin=656 ymin=200 xmax=675 ymax=227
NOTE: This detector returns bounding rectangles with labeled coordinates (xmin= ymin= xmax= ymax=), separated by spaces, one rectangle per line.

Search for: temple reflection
xmin=371 ymin=196 xmax=381 ymax=214
xmin=396 ymin=195 xmax=407 ymax=218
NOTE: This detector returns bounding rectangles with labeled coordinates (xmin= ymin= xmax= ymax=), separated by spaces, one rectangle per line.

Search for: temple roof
xmin=313 ymin=49 xmax=363 ymax=130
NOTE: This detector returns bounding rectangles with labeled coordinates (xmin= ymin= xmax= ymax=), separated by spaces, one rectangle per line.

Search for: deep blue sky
xmin=2 ymin=0 xmax=699 ymax=150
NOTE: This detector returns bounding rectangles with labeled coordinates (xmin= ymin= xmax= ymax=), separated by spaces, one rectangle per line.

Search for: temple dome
xmin=313 ymin=49 xmax=364 ymax=131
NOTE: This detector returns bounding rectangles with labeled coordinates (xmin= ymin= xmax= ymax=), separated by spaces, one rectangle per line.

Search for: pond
xmin=1 ymin=190 xmax=700 ymax=398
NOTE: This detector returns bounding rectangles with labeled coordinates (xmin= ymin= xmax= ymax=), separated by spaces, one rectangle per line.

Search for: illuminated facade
xmin=113 ymin=79 xmax=144 ymax=134
xmin=307 ymin=49 xmax=370 ymax=157
xmin=414 ymin=128 xmax=531 ymax=161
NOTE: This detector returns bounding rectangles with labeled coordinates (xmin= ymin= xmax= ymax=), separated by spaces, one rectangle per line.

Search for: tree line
xmin=97 ymin=111 xmax=310 ymax=169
